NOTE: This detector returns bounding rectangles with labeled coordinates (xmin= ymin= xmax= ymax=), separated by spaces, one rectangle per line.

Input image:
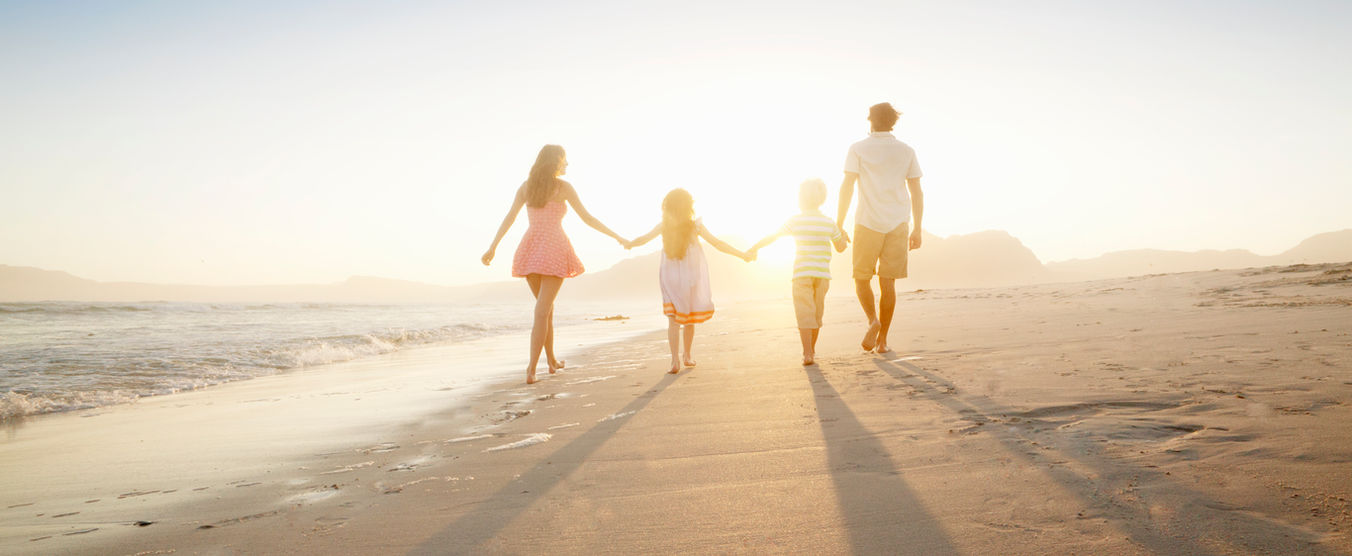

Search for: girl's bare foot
xmin=548 ymin=359 xmax=565 ymax=374
xmin=861 ymin=321 xmax=881 ymax=351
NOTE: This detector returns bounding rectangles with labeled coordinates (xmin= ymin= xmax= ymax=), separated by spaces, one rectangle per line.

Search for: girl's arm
xmin=482 ymin=186 xmax=527 ymax=265
xmin=696 ymin=221 xmax=748 ymax=261
xmin=626 ymin=223 xmax=663 ymax=249
xmin=561 ymin=182 xmax=627 ymax=246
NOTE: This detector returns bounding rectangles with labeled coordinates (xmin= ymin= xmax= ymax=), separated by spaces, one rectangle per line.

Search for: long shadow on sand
xmin=873 ymin=358 xmax=1337 ymax=555
xmin=409 ymin=372 xmax=680 ymax=555
xmin=806 ymin=365 xmax=960 ymax=554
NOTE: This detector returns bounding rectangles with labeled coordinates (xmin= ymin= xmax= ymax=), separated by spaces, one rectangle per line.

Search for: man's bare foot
xmin=668 ymin=360 xmax=681 ymax=374
xmin=526 ymin=369 xmax=538 ymax=384
xmin=548 ymin=359 xmax=565 ymax=374
xmin=861 ymin=321 xmax=881 ymax=351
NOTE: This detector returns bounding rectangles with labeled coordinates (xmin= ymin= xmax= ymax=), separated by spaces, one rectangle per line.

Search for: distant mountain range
xmin=3 ymin=229 xmax=1349 ymax=303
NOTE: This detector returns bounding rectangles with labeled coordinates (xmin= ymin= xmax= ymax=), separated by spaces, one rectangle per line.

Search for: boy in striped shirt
xmin=747 ymin=179 xmax=847 ymax=365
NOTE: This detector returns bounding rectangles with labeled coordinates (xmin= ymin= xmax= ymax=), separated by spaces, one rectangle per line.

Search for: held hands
xmin=742 ymin=248 xmax=757 ymax=262
xmin=618 ymin=237 xmax=632 ymax=249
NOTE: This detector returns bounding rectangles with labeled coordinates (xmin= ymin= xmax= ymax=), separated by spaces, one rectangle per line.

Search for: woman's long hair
xmin=525 ymin=145 xmax=565 ymax=208
xmin=661 ymin=188 xmax=695 ymax=260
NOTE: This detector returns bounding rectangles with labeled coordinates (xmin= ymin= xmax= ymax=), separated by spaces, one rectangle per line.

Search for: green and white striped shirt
xmin=780 ymin=212 xmax=842 ymax=280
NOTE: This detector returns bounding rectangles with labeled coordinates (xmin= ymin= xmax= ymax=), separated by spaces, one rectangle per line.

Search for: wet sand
xmin=3 ymin=263 xmax=1351 ymax=554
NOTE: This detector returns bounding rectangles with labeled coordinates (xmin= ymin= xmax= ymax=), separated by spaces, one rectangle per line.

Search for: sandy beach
xmin=3 ymin=262 xmax=1350 ymax=555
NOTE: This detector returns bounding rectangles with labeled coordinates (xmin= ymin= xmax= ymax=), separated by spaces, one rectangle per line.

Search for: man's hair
xmin=868 ymin=102 xmax=900 ymax=131
xmin=798 ymin=178 xmax=827 ymax=211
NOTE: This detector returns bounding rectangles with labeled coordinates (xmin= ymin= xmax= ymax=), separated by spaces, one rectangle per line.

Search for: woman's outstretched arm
xmin=561 ymin=182 xmax=627 ymax=246
xmin=482 ymin=186 xmax=527 ymax=265
xmin=696 ymin=221 xmax=748 ymax=260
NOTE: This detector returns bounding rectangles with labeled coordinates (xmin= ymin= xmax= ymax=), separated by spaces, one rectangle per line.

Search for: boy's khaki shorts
xmin=852 ymin=223 xmax=909 ymax=280
xmin=792 ymin=277 xmax=830 ymax=329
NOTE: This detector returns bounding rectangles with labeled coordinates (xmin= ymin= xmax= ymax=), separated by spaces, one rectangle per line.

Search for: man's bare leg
xmin=855 ymin=278 xmax=881 ymax=350
xmin=875 ymin=277 xmax=897 ymax=353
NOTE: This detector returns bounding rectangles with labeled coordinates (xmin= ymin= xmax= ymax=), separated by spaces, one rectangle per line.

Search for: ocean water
xmin=0 ymin=300 xmax=656 ymax=421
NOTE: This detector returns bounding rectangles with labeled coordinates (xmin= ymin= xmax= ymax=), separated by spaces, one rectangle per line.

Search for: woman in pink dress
xmin=482 ymin=145 xmax=627 ymax=384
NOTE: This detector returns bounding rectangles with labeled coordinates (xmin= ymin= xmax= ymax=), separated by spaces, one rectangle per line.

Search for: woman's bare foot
xmin=802 ymin=355 xmax=815 ymax=366
xmin=873 ymin=344 xmax=894 ymax=355
xmin=861 ymin=320 xmax=881 ymax=351
xmin=548 ymin=359 xmax=565 ymax=374
xmin=668 ymin=359 xmax=681 ymax=374
xmin=526 ymin=368 xmax=538 ymax=384
xmin=683 ymin=357 xmax=696 ymax=368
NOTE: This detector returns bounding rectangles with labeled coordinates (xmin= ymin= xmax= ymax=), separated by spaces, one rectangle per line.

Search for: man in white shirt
xmin=836 ymin=102 xmax=925 ymax=354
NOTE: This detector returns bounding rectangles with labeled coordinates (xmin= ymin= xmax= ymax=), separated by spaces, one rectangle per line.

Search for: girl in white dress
xmin=626 ymin=189 xmax=750 ymax=373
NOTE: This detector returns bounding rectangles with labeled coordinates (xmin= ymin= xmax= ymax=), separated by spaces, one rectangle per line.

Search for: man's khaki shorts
xmin=792 ymin=277 xmax=830 ymax=329
xmin=852 ymin=223 xmax=909 ymax=280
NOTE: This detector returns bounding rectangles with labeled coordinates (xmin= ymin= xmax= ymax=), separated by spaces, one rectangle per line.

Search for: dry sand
xmin=3 ymin=262 xmax=1351 ymax=555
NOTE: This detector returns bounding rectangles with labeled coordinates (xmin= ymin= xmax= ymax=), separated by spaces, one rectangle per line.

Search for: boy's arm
xmin=746 ymin=232 xmax=783 ymax=256
xmin=837 ymin=172 xmax=858 ymax=244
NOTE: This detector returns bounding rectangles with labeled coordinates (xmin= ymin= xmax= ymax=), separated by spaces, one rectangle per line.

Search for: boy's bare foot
xmin=548 ymin=359 xmax=565 ymax=374
xmin=861 ymin=321 xmax=881 ymax=351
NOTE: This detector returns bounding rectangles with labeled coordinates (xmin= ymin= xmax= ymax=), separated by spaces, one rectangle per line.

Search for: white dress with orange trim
xmin=659 ymin=221 xmax=714 ymax=324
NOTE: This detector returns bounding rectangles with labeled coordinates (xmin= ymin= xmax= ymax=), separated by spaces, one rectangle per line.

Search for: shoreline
xmin=3 ymin=263 xmax=1350 ymax=554
xmin=0 ymin=312 xmax=664 ymax=553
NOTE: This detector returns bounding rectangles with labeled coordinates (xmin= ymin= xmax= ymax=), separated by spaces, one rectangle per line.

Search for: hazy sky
xmin=3 ymin=1 xmax=1349 ymax=286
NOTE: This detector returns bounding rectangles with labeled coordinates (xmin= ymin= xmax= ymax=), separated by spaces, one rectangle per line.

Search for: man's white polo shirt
xmin=844 ymin=131 xmax=922 ymax=234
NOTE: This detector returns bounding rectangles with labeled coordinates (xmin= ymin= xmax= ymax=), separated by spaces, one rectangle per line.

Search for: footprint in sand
xmin=446 ymin=434 xmax=496 ymax=444
xmin=484 ymin=433 xmax=552 ymax=452
xmin=598 ymin=410 xmax=635 ymax=423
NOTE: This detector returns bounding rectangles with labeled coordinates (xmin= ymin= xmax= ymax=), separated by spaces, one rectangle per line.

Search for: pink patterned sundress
xmin=512 ymin=200 xmax=585 ymax=278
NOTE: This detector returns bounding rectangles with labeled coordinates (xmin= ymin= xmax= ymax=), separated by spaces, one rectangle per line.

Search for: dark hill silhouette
xmin=1045 ymin=229 xmax=1352 ymax=281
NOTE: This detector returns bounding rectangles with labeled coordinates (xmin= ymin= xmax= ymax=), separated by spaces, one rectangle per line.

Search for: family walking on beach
xmin=482 ymin=102 xmax=924 ymax=384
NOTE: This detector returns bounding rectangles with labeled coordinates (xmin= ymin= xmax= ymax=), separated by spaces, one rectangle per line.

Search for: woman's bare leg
xmin=527 ymin=277 xmax=564 ymax=372
xmin=526 ymin=275 xmax=564 ymax=384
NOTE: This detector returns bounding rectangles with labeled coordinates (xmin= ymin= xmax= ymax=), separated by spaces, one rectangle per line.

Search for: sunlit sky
xmin=3 ymin=1 xmax=1349 ymax=287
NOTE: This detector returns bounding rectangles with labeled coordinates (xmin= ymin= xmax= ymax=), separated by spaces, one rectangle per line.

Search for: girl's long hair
xmin=661 ymin=188 xmax=695 ymax=260
xmin=525 ymin=145 xmax=565 ymax=208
